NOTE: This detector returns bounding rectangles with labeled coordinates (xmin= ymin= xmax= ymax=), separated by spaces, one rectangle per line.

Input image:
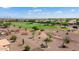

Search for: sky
xmin=0 ymin=7 xmax=79 ymax=19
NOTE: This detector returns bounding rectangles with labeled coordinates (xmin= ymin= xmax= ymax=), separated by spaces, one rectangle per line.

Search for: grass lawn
xmin=61 ymin=27 xmax=70 ymax=30
xmin=11 ymin=22 xmax=60 ymax=29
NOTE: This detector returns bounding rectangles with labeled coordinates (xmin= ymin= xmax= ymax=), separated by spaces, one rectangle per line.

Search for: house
xmin=68 ymin=20 xmax=76 ymax=25
xmin=0 ymin=39 xmax=10 ymax=51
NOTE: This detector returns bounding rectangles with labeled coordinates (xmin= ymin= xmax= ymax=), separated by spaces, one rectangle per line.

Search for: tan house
xmin=68 ymin=20 xmax=76 ymax=25
xmin=0 ymin=39 xmax=10 ymax=51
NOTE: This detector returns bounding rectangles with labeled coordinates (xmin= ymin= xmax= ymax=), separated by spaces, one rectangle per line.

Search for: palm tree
xmin=44 ymin=38 xmax=52 ymax=48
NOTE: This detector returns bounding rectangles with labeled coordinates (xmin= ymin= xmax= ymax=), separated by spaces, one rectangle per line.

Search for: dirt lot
xmin=0 ymin=26 xmax=79 ymax=51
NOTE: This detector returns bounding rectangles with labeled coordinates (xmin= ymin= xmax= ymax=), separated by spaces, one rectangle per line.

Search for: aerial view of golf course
xmin=0 ymin=7 xmax=79 ymax=51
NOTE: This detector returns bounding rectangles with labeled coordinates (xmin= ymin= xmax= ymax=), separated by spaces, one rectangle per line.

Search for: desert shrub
xmin=61 ymin=22 xmax=68 ymax=26
xmin=19 ymin=26 xmax=21 ymax=28
xmin=25 ymin=28 xmax=27 ymax=30
xmin=44 ymin=38 xmax=52 ymax=48
xmin=66 ymin=32 xmax=69 ymax=35
xmin=23 ymin=45 xmax=31 ymax=51
xmin=2 ymin=22 xmax=11 ymax=28
xmin=40 ymin=43 xmax=46 ymax=48
xmin=73 ymin=26 xmax=78 ymax=29
xmin=59 ymin=36 xmax=70 ymax=48
xmin=59 ymin=44 xmax=67 ymax=48
xmin=40 ymin=29 xmax=44 ymax=31
xmin=32 ymin=26 xmax=39 ymax=30
xmin=64 ymin=36 xmax=70 ymax=44
xmin=47 ymin=33 xmax=52 ymax=38
xmin=10 ymin=35 xmax=17 ymax=42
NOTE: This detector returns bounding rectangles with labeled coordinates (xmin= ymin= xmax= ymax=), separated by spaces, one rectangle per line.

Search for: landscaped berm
xmin=0 ymin=18 xmax=79 ymax=51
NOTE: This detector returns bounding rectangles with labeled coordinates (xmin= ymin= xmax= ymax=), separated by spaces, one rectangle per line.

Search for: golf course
xmin=11 ymin=22 xmax=59 ymax=29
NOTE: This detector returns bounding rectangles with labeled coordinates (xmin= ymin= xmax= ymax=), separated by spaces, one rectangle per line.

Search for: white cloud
xmin=1 ymin=7 xmax=11 ymax=9
xmin=71 ymin=9 xmax=75 ymax=12
xmin=55 ymin=11 xmax=63 ymax=13
xmin=28 ymin=9 xmax=42 ymax=12
xmin=26 ymin=9 xmax=43 ymax=15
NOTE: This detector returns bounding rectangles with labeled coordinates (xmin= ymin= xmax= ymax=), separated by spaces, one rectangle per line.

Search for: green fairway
xmin=11 ymin=22 xmax=59 ymax=29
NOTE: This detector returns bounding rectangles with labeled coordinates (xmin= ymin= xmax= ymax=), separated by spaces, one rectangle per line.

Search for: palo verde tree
xmin=60 ymin=36 xmax=70 ymax=48
xmin=44 ymin=38 xmax=52 ymax=48
xmin=31 ymin=26 xmax=39 ymax=40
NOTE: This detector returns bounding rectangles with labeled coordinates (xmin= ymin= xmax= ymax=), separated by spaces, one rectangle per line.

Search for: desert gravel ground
xmin=0 ymin=26 xmax=79 ymax=51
